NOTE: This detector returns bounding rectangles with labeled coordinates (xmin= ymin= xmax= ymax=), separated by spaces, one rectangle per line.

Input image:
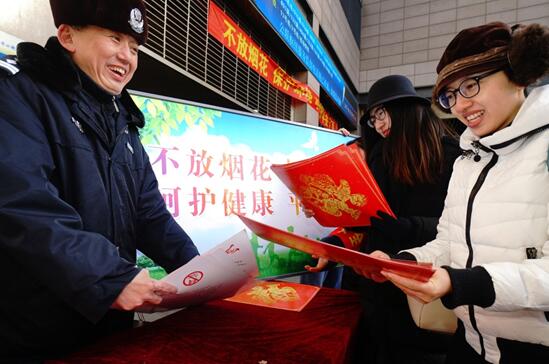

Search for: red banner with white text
xmin=208 ymin=2 xmax=339 ymax=130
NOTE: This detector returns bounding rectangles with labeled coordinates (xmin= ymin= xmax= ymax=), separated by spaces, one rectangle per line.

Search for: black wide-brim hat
xmin=366 ymin=75 xmax=429 ymax=113
xmin=49 ymin=0 xmax=148 ymax=45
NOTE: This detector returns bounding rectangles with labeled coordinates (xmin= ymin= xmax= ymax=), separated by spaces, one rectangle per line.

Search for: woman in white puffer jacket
xmin=357 ymin=22 xmax=549 ymax=364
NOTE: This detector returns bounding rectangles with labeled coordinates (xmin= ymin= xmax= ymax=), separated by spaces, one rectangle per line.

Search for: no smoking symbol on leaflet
xmin=183 ymin=271 xmax=204 ymax=286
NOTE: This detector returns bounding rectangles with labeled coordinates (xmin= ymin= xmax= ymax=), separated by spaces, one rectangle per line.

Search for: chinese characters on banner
xmin=151 ymin=145 xmax=277 ymax=218
xmin=208 ymin=1 xmax=340 ymax=131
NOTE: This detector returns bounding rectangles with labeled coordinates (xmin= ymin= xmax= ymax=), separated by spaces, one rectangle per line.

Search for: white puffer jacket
xmin=405 ymin=85 xmax=549 ymax=363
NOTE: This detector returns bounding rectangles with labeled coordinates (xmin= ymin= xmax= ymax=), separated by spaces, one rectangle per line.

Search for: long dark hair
xmin=375 ymin=99 xmax=457 ymax=185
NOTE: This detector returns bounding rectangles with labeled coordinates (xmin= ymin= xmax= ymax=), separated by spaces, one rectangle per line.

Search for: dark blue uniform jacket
xmin=0 ymin=37 xmax=199 ymax=358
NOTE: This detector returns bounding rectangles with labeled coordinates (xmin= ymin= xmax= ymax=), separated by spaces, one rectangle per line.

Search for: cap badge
xmin=128 ymin=8 xmax=144 ymax=34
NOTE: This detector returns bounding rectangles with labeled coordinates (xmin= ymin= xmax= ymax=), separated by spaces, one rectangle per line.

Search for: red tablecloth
xmin=49 ymin=287 xmax=362 ymax=364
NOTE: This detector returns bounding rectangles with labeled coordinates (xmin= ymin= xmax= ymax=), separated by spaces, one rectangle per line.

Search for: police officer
xmin=0 ymin=0 xmax=199 ymax=360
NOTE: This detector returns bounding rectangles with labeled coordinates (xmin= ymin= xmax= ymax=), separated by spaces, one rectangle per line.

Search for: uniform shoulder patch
xmin=0 ymin=55 xmax=19 ymax=79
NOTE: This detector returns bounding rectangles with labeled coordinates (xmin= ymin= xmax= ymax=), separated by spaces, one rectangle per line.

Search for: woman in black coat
xmin=362 ymin=79 xmax=460 ymax=256
xmin=307 ymin=75 xmax=461 ymax=364
xmin=355 ymin=75 xmax=461 ymax=364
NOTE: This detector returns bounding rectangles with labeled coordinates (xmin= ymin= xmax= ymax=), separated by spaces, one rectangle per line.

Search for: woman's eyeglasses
xmin=437 ymin=69 xmax=501 ymax=110
xmin=367 ymin=106 xmax=386 ymax=128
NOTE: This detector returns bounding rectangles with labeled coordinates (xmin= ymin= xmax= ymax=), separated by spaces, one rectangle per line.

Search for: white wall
xmin=0 ymin=0 xmax=56 ymax=45
xmin=359 ymin=0 xmax=549 ymax=93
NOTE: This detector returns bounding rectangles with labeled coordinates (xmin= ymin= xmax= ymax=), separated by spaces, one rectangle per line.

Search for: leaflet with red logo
xmin=137 ymin=230 xmax=258 ymax=312
xmin=271 ymin=142 xmax=394 ymax=227
xmin=238 ymin=214 xmax=434 ymax=282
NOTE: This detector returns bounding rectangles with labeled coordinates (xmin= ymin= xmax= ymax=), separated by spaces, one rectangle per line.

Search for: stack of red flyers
xmin=271 ymin=142 xmax=393 ymax=227
xmin=238 ymin=214 xmax=434 ymax=282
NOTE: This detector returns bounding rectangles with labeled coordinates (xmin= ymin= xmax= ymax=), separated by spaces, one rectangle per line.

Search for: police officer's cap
xmin=49 ymin=0 xmax=148 ymax=45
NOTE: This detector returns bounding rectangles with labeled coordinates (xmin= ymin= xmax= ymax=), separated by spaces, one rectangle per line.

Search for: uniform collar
xmin=78 ymin=67 xmax=118 ymax=104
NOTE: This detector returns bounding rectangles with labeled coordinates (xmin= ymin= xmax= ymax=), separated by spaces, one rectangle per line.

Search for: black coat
xmin=0 ymin=38 xmax=199 ymax=358
xmin=365 ymin=135 xmax=461 ymax=254
xmin=355 ymin=135 xmax=461 ymax=364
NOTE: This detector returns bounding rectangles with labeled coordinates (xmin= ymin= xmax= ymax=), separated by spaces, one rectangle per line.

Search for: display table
xmin=49 ymin=287 xmax=362 ymax=364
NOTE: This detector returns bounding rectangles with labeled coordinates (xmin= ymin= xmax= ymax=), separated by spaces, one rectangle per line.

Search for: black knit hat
xmin=366 ymin=75 xmax=429 ymax=113
xmin=49 ymin=0 xmax=148 ymax=45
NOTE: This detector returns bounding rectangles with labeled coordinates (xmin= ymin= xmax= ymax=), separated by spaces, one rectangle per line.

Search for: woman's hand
xmin=304 ymin=255 xmax=329 ymax=272
xmin=353 ymin=250 xmax=390 ymax=282
xmin=370 ymin=211 xmax=412 ymax=244
xmin=338 ymin=127 xmax=351 ymax=136
xmin=381 ymin=266 xmax=452 ymax=304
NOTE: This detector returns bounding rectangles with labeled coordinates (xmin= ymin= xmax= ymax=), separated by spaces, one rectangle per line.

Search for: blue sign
xmin=254 ymin=0 xmax=357 ymax=125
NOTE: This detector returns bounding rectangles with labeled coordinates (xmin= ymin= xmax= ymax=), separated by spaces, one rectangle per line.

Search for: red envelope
xmin=238 ymin=214 xmax=434 ymax=282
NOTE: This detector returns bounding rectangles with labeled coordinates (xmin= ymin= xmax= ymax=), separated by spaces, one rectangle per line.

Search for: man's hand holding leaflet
xmin=136 ymin=230 xmax=258 ymax=312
